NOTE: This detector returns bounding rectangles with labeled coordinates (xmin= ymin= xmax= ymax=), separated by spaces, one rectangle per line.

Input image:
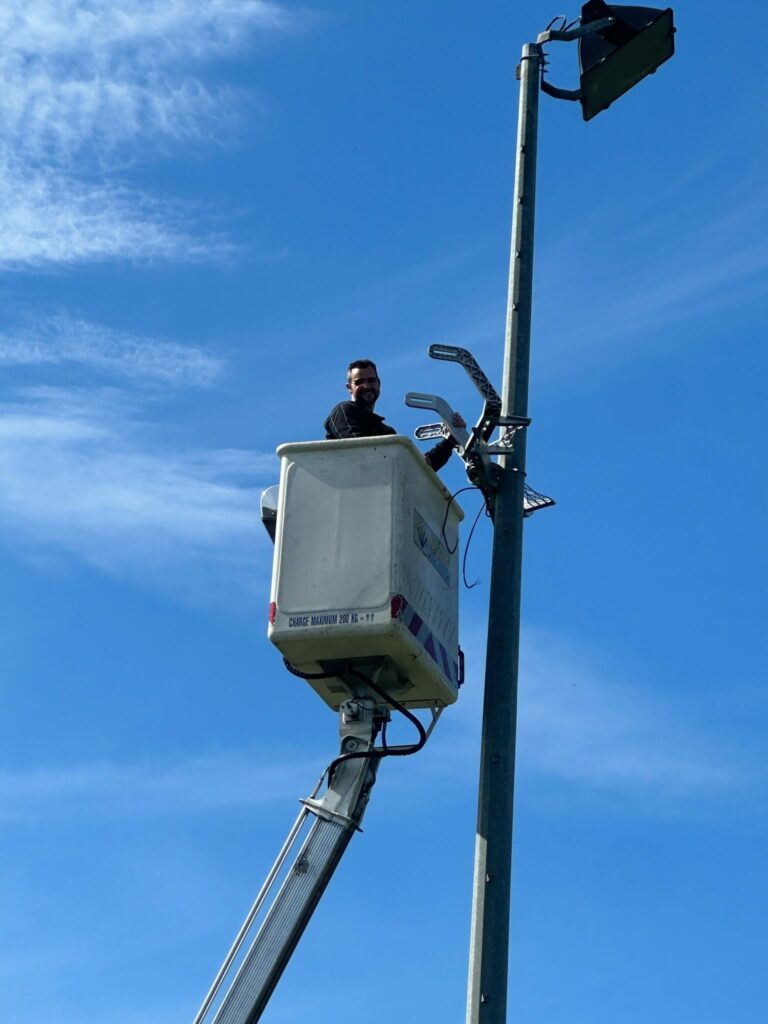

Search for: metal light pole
xmin=465 ymin=41 xmax=542 ymax=1024
xmin=465 ymin=7 xmax=676 ymax=1022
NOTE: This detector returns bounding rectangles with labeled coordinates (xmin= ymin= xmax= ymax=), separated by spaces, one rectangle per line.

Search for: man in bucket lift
xmin=325 ymin=359 xmax=465 ymax=472
xmin=261 ymin=359 xmax=464 ymax=541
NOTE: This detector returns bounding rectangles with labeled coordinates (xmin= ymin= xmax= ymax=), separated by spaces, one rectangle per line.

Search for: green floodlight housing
xmin=578 ymin=2 xmax=675 ymax=120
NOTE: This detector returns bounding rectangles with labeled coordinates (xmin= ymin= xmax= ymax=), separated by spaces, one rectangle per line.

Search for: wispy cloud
xmin=0 ymin=386 xmax=273 ymax=571
xmin=0 ymin=748 xmax=321 ymax=824
xmin=534 ymin=175 xmax=768 ymax=367
xmin=432 ymin=626 xmax=758 ymax=805
xmin=0 ymin=314 xmax=223 ymax=385
xmin=0 ymin=0 xmax=292 ymax=59
xmin=0 ymin=1 xmax=299 ymax=267
xmin=0 ymin=0 xmax=294 ymax=158
xmin=516 ymin=631 xmax=741 ymax=797
xmin=0 ymin=155 xmax=229 ymax=268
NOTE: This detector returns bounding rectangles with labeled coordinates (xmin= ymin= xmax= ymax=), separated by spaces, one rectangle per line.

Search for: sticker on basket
xmin=413 ymin=509 xmax=450 ymax=584
xmin=287 ymin=610 xmax=377 ymax=628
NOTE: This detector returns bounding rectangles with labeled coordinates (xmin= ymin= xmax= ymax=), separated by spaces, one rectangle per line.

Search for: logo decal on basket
xmin=413 ymin=509 xmax=450 ymax=584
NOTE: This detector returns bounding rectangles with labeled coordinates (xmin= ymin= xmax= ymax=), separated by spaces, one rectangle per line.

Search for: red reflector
xmin=391 ymin=594 xmax=404 ymax=618
xmin=269 ymin=601 xmax=276 ymax=624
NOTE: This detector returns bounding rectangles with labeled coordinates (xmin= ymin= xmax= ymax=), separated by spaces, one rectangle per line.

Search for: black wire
xmin=280 ymin=659 xmax=428 ymax=783
xmin=441 ymin=485 xmax=480 ymax=554
xmin=439 ymin=485 xmax=492 ymax=589
xmin=282 ymin=657 xmax=339 ymax=680
xmin=327 ymin=666 xmax=428 ymax=781
xmin=462 ymin=498 xmax=491 ymax=589
xmin=325 ymin=665 xmax=428 ymax=783
xmin=545 ymin=14 xmax=568 ymax=31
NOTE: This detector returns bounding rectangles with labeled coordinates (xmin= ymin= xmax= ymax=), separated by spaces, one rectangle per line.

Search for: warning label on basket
xmin=287 ymin=611 xmax=378 ymax=628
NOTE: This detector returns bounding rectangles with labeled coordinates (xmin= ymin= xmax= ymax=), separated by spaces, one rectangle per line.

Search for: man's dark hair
xmin=347 ymin=359 xmax=378 ymax=378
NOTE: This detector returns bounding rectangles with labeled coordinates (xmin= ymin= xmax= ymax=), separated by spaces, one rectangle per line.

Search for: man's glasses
xmin=347 ymin=376 xmax=379 ymax=387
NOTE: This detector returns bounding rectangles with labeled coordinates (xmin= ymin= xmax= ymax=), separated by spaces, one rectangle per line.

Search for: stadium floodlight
xmin=578 ymin=2 xmax=675 ymax=120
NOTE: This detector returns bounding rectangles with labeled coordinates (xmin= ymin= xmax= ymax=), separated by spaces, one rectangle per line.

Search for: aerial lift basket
xmin=268 ymin=436 xmax=464 ymax=709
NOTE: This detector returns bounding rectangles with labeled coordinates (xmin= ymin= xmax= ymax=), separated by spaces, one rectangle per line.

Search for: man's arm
xmin=424 ymin=412 xmax=466 ymax=472
xmin=424 ymin=437 xmax=456 ymax=472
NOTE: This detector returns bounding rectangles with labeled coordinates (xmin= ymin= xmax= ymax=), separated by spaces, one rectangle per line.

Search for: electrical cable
xmin=545 ymin=14 xmax=568 ymax=31
xmin=462 ymin=498 xmax=490 ymax=589
xmin=327 ymin=666 xmax=427 ymax=782
xmin=282 ymin=657 xmax=339 ymax=680
xmin=439 ymin=484 xmax=492 ymax=589
xmin=441 ymin=485 xmax=480 ymax=554
xmin=280 ymin=660 xmax=427 ymax=783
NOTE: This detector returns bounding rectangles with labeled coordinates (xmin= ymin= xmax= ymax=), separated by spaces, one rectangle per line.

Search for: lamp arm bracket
xmin=537 ymin=15 xmax=615 ymax=102
xmin=536 ymin=15 xmax=614 ymax=44
xmin=404 ymin=392 xmax=470 ymax=450
xmin=540 ymin=78 xmax=581 ymax=101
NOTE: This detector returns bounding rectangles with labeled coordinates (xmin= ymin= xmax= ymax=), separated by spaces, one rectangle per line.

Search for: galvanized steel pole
xmin=465 ymin=42 xmax=542 ymax=1024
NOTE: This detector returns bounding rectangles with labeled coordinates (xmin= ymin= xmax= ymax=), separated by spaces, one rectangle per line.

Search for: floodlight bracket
xmin=537 ymin=16 xmax=616 ymax=102
xmin=540 ymin=79 xmax=581 ymax=102
xmin=537 ymin=15 xmax=614 ymax=43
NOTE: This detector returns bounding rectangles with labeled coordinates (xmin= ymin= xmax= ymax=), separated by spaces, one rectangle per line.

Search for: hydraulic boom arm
xmin=193 ymin=699 xmax=382 ymax=1024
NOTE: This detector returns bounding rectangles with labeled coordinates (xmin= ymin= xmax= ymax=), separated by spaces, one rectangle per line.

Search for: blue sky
xmin=1 ymin=2 xmax=766 ymax=1022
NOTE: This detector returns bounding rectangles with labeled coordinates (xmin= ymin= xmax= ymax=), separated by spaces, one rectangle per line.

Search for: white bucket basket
xmin=268 ymin=436 xmax=464 ymax=710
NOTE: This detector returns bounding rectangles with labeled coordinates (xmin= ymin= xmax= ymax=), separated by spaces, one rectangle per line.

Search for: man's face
xmin=346 ymin=365 xmax=380 ymax=409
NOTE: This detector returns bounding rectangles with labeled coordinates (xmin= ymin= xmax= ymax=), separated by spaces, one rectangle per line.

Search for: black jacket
xmin=324 ymin=401 xmax=455 ymax=472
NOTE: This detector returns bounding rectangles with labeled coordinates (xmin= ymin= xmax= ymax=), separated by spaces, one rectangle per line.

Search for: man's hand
xmin=448 ymin=411 xmax=467 ymax=447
